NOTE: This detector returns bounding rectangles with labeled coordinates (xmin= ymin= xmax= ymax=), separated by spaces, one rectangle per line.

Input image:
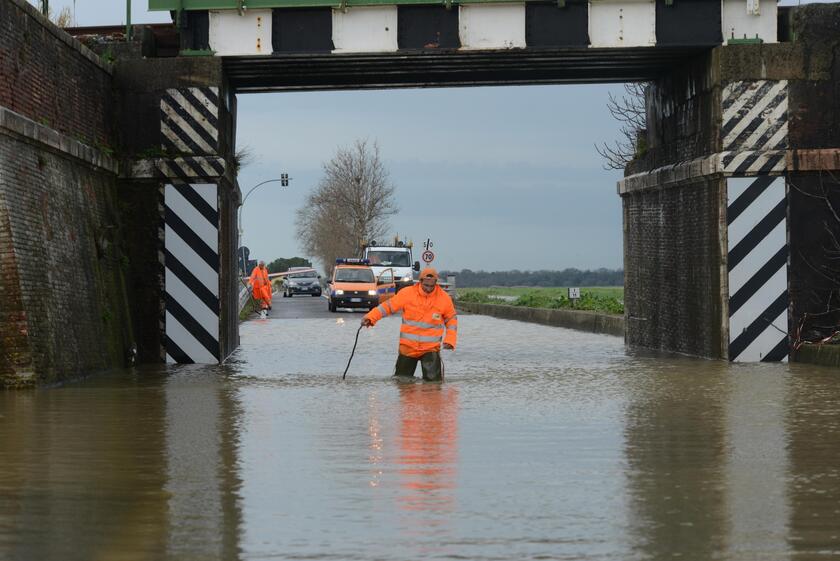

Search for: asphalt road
xmin=259 ymin=290 xmax=372 ymax=320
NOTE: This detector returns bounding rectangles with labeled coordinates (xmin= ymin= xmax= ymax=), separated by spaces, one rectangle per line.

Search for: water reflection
xmin=786 ymin=366 xmax=840 ymax=557
xmin=395 ymin=383 xmax=458 ymax=526
xmin=623 ymin=358 xmax=730 ymax=560
xmin=163 ymin=367 xmax=244 ymax=560
xmin=0 ymin=372 xmax=170 ymax=561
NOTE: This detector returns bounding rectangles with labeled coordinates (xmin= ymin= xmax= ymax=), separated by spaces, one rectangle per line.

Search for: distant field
xmin=456 ymin=287 xmax=623 ymax=299
xmin=456 ymin=286 xmax=624 ymax=315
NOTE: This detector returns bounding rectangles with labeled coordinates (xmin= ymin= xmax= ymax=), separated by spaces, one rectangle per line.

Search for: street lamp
xmin=238 ymin=176 xmax=291 ymax=276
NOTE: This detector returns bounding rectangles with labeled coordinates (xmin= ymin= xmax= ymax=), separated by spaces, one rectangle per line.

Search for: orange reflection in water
xmin=395 ymin=383 xmax=459 ymax=521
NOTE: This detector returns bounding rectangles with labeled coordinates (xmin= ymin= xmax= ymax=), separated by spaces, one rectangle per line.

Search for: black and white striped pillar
xmin=161 ymin=87 xmax=223 ymax=364
xmin=727 ymin=176 xmax=789 ymax=362
xmin=164 ymin=182 xmax=221 ymax=364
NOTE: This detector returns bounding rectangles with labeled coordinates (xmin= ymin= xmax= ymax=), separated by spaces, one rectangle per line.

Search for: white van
xmin=363 ymin=240 xmax=420 ymax=292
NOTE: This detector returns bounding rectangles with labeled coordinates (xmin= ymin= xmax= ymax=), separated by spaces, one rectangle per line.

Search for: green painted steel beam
xmin=150 ymin=0 xmax=527 ymax=10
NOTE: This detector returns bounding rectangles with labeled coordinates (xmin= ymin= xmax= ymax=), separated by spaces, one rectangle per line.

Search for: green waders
xmin=394 ymin=352 xmax=444 ymax=381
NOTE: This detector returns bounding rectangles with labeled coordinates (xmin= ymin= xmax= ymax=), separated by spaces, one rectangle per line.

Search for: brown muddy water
xmin=1 ymin=313 xmax=840 ymax=561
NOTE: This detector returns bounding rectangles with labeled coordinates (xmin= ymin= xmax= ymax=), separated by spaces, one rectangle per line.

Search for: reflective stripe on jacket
xmin=364 ymin=283 xmax=457 ymax=358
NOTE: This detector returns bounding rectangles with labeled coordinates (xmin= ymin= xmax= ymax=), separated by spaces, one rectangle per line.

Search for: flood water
xmin=2 ymin=311 xmax=840 ymax=561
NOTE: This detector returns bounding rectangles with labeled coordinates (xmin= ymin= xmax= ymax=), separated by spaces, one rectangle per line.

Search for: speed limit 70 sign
xmin=422 ymin=250 xmax=435 ymax=263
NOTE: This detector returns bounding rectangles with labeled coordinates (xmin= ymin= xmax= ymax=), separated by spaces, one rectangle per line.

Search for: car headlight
xmin=368 ymin=289 xmax=377 ymax=296
xmin=334 ymin=289 xmax=344 ymax=295
xmin=401 ymin=275 xmax=412 ymax=282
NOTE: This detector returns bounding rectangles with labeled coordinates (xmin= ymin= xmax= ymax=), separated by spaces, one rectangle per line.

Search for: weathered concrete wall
xmin=794 ymin=344 xmax=840 ymax=368
xmin=455 ymin=301 xmax=624 ymax=338
xmin=627 ymin=51 xmax=719 ymax=175
xmin=0 ymin=112 xmax=133 ymax=386
xmin=623 ymin=179 xmax=726 ymax=357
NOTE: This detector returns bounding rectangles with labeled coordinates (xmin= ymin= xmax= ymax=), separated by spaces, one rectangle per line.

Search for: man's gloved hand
xmin=443 ymin=343 xmax=454 ymax=350
xmin=361 ymin=318 xmax=373 ymax=328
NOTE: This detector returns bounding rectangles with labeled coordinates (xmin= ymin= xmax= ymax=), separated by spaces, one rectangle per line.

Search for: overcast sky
xmin=37 ymin=0 xmax=821 ymax=273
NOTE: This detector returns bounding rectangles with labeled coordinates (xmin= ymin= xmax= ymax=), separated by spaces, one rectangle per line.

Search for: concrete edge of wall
xmin=10 ymin=0 xmax=114 ymax=75
xmin=0 ymin=107 xmax=118 ymax=173
xmin=455 ymin=301 xmax=624 ymax=338
xmin=793 ymin=344 xmax=840 ymax=369
xmin=618 ymin=149 xmax=840 ymax=195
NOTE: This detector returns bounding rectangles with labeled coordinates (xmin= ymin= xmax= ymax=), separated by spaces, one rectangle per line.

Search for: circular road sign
xmin=422 ymin=250 xmax=435 ymax=263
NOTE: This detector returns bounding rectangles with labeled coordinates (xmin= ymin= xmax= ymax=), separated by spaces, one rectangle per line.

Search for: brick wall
xmin=0 ymin=0 xmax=114 ymax=148
xmin=623 ymin=179 xmax=726 ymax=358
xmin=0 ymin=134 xmax=133 ymax=385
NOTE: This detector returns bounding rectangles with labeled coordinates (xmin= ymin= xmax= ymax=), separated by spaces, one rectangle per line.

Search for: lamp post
xmin=238 ymin=176 xmax=290 ymax=276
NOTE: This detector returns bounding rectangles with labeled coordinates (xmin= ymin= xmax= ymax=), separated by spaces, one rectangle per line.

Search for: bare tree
xmin=296 ymin=140 xmax=398 ymax=273
xmin=595 ymin=82 xmax=649 ymax=170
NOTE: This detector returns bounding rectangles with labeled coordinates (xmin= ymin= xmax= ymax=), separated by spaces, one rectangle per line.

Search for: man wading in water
xmin=361 ymin=268 xmax=457 ymax=381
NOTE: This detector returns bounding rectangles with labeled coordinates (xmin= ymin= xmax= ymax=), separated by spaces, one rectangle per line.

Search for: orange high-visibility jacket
xmin=249 ymin=267 xmax=271 ymax=301
xmin=364 ymin=283 xmax=457 ymax=358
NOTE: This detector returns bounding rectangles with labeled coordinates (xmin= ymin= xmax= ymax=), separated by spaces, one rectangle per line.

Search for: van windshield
xmin=367 ymin=251 xmax=410 ymax=267
xmin=334 ymin=268 xmax=374 ymax=283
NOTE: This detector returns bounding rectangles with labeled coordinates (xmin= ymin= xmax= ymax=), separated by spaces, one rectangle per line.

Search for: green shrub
xmin=459 ymin=291 xmax=492 ymax=303
xmin=511 ymin=290 xmax=623 ymax=314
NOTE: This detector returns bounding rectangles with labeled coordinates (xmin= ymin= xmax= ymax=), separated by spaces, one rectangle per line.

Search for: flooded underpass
xmin=2 ymin=302 xmax=840 ymax=561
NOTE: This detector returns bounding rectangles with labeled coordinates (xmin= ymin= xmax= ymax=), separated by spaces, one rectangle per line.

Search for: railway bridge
xmin=1 ymin=0 xmax=839 ymax=384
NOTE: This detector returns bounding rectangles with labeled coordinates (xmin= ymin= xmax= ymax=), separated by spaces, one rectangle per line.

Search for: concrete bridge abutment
xmin=620 ymin=3 xmax=840 ymax=361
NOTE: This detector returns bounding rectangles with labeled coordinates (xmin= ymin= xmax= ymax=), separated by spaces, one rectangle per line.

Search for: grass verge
xmin=458 ymin=287 xmax=624 ymax=315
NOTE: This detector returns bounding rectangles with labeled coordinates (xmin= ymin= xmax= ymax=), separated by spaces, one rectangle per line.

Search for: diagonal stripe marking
xmin=165 ymin=335 xmax=194 ymax=364
xmin=161 ymin=102 xmax=214 ymax=154
xmin=161 ymin=98 xmax=216 ymax=153
xmin=728 ymin=176 xmax=774 ymax=225
xmin=165 ymin=205 xmax=219 ymax=270
xmin=761 ymin=336 xmax=790 ymax=362
xmin=166 ymin=185 xmax=218 ymax=244
xmin=729 ymin=245 xmax=787 ymax=317
xmin=166 ymin=295 xmax=220 ymax=361
xmin=728 ymin=198 xmax=786 ymax=272
xmin=165 ymin=248 xmax=219 ymax=314
xmin=172 ymin=183 xmax=219 ymax=227
xmin=176 ymin=89 xmax=219 ymax=133
xmin=729 ymin=291 xmax=788 ymax=361
xmin=724 ymin=89 xmax=788 ymax=150
xmin=164 ymin=224 xmax=218 ymax=295
xmin=166 ymin=311 xmax=217 ymax=363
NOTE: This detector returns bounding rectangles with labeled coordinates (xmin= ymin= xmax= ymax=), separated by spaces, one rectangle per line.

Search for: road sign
xmin=423 ymin=238 xmax=433 ymax=250
xmin=568 ymin=287 xmax=581 ymax=299
xmin=422 ymin=250 xmax=435 ymax=263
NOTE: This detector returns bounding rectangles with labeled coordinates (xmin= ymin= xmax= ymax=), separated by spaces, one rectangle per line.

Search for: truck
xmin=362 ymin=236 xmax=420 ymax=292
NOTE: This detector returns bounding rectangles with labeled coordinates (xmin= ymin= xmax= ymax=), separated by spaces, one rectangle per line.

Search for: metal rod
xmin=126 ymin=0 xmax=133 ymax=40
xmin=41 ymin=0 xmax=49 ymax=16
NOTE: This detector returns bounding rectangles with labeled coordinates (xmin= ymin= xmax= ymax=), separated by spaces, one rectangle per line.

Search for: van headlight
xmin=401 ymin=275 xmax=413 ymax=282
xmin=334 ymin=289 xmax=344 ymax=295
xmin=368 ymin=290 xmax=377 ymax=296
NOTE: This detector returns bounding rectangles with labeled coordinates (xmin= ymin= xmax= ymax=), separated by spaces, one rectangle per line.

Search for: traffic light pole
xmin=238 ymin=177 xmax=290 ymax=276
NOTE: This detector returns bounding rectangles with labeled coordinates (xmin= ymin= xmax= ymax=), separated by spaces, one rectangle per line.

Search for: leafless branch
xmin=596 ymin=82 xmax=649 ymax=171
xmin=296 ymin=139 xmax=398 ymax=273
